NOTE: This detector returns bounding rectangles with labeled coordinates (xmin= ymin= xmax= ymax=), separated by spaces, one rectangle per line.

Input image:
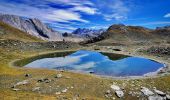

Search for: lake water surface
xmin=25 ymin=50 xmax=164 ymax=77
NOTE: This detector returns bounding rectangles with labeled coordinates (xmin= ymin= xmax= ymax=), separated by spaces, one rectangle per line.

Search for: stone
xmin=37 ymin=79 xmax=44 ymax=82
xmin=32 ymin=87 xmax=40 ymax=91
xmin=61 ymin=89 xmax=68 ymax=93
xmin=55 ymin=74 xmax=62 ymax=78
xmin=141 ymin=87 xmax=154 ymax=96
xmin=25 ymin=74 xmax=31 ymax=77
xmin=115 ymin=90 xmax=124 ymax=98
xmin=15 ymin=80 xmax=29 ymax=86
xmin=110 ymin=84 xmax=121 ymax=91
xmin=106 ymin=90 xmax=111 ymax=94
xmin=148 ymin=95 xmax=164 ymax=100
xmin=154 ymin=89 xmax=166 ymax=96
xmin=55 ymin=92 xmax=61 ymax=95
xmin=166 ymin=95 xmax=170 ymax=100
xmin=13 ymin=88 xmax=20 ymax=91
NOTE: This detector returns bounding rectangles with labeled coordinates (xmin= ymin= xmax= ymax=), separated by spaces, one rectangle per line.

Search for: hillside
xmin=94 ymin=24 xmax=170 ymax=46
xmin=0 ymin=21 xmax=43 ymax=42
xmin=0 ymin=13 xmax=63 ymax=41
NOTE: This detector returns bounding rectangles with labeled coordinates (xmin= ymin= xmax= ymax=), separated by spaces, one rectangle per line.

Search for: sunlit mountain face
xmin=0 ymin=0 xmax=170 ymax=33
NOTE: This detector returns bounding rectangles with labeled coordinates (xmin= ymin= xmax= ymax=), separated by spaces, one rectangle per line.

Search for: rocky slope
xmin=94 ymin=24 xmax=170 ymax=45
xmin=0 ymin=13 xmax=63 ymax=41
xmin=0 ymin=21 xmax=42 ymax=42
xmin=103 ymin=24 xmax=153 ymax=41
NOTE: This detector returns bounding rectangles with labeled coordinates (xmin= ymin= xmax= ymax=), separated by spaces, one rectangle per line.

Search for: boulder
xmin=110 ymin=84 xmax=121 ymax=91
xmin=148 ymin=95 xmax=164 ymax=100
xmin=166 ymin=95 xmax=170 ymax=100
xmin=141 ymin=87 xmax=154 ymax=96
xmin=15 ymin=80 xmax=29 ymax=86
xmin=115 ymin=90 xmax=124 ymax=98
xmin=154 ymin=89 xmax=166 ymax=96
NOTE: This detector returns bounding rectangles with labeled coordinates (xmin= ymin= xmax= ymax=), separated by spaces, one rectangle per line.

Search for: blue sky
xmin=0 ymin=0 xmax=170 ymax=32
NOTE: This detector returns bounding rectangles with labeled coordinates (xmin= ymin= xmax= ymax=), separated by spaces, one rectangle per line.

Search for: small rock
xmin=25 ymin=74 xmax=31 ymax=77
xmin=115 ymin=90 xmax=124 ymax=98
xmin=154 ymin=89 xmax=166 ymax=96
xmin=32 ymin=87 xmax=40 ymax=91
xmin=89 ymin=71 xmax=94 ymax=74
xmin=37 ymin=79 xmax=44 ymax=82
xmin=13 ymin=88 xmax=20 ymax=91
xmin=61 ymin=89 xmax=68 ymax=93
xmin=55 ymin=74 xmax=62 ymax=78
xmin=106 ymin=90 xmax=111 ymax=94
xmin=110 ymin=84 xmax=121 ymax=91
xmin=55 ymin=92 xmax=61 ymax=95
xmin=141 ymin=87 xmax=154 ymax=96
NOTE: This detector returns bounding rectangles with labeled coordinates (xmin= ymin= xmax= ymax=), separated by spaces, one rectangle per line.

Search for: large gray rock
xmin=153 ymin=89 xmax=166 ymax=96
xmin=110 ymin=84 xmax=121 ymax=91
xmin=166 ymin=95 xmax=170 ymax=100
xmin=141 ymin=87 xmax=154 ymax=96
xmin=148 ymin=95 xmax=164 ymax=100
xmin=110 ymin=84 xmax=124 ymax=98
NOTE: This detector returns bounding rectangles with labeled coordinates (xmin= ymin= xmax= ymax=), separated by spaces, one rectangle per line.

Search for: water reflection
xmin=25 ymin=50 xmax=164 ymax=77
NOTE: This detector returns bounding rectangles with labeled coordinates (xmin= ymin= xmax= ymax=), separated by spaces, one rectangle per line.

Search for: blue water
xmin=25 ymin=50 xmax=164 ymax=77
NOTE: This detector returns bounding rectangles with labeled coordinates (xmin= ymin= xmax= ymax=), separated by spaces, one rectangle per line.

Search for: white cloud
xmin=73 ymin=62 xmax=96 ymax=70
xmin=97 ymin=0 xmax=130 ymax=21
xmin=104 ymin=13 xmax=127 ymax=21
xmin=25 ymin=53 xmax=89 ymax=68
xmin=0 ymin=0 xmax=90 ymax=24
xmin=164 ymin=13 xmax=170 ymax=18
xmin=70 ymin=6 xmax=97 ymax=15
xmin=45 ymin=10 xmax=89 ymax=23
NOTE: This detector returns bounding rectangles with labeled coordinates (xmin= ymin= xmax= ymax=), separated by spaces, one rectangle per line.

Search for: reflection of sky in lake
xmin=25 ymin=50 xmax=164 ymax=77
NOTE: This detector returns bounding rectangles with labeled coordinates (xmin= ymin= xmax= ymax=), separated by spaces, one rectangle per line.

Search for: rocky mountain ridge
xmin=0 ymin=13 xmax=63 ymax=41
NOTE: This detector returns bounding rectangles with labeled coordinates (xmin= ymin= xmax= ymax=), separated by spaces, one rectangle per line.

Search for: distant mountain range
xmin=0 ymin=13 xmax=169 ymax=43
xmin=72 ymin=28 xmax=105 ymax=38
